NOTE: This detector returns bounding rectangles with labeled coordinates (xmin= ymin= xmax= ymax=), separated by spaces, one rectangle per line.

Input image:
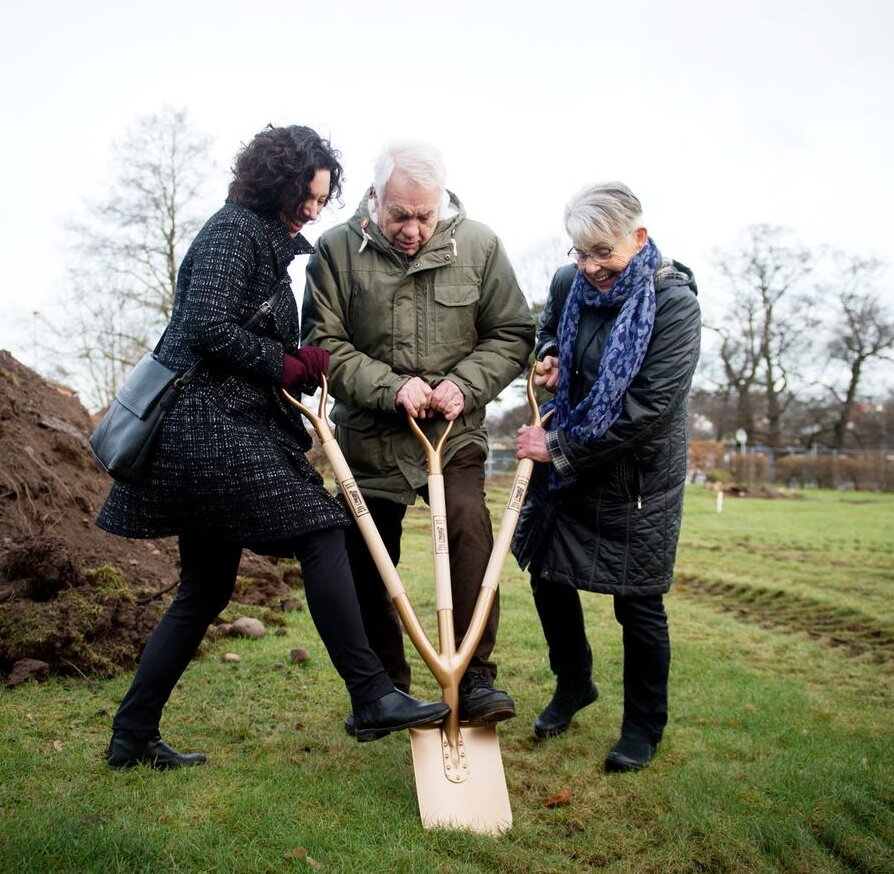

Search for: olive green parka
xmin=301 ymin=189 xmax=534 ymax=502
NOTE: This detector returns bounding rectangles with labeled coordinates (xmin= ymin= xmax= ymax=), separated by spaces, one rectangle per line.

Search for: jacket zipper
xmin=622 ymin=455 xmax=643 ymax=509
xmin=635 ymin=456 xmax=643 ymax=509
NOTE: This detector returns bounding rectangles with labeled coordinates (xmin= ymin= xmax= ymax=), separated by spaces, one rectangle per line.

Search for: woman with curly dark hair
xmin=97 ymin=125 xmax=449 ymax=771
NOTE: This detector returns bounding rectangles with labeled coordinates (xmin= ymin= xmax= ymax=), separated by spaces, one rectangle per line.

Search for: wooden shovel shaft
xmin=454 ymin=454 xmax=536 ymax=667
xmin=405 ymin=414 xmax=464 ymax=748
xmin=452 ymin=369 xmax=553 ymax=669
xmin=405 ymin=417 xmax=455 ymax=617
xmin=281 ymin=384 xmax=443 ymax=674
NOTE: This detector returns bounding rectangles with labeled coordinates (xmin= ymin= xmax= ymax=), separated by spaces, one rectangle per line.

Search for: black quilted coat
xmin=96 ymin=203 xmax=350 ymax=543
xmin=511 ymin=260 xmax=701 ymax=595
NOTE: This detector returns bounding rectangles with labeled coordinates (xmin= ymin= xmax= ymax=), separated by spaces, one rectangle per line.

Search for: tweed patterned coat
xmin=96 ymin=203 xmax=350 ymax=543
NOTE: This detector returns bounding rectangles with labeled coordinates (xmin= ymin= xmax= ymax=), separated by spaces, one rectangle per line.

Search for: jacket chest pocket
xmin=432 ymin=283 xmax=478 ymax=344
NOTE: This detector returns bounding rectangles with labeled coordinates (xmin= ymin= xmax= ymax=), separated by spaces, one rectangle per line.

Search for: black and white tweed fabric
xmin=97 ymin=203 xmax=350 ymax=542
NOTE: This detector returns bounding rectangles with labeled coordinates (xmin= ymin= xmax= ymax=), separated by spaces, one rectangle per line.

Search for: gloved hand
xmin=281 ymin=346 xmax=330 ymax=392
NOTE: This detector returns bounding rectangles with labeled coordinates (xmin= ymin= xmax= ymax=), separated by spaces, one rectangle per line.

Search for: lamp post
xmin=735 ymin=428 xmax=748 ymax=491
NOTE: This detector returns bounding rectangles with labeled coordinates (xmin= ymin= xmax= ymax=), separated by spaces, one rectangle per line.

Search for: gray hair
xmin=564 ymin=181 xmax=644 ymax=248
xmin=373 ymin=138 xmax=446 ymax=203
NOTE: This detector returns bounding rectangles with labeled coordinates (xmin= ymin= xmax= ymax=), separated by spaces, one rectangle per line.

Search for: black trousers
xmin=113 ymin=527 xmax=392 ymax=736
xmin=531 ymin=578 xmax=670 ymax=744
xmin=342 ymin=444 xmax=498 ymax=691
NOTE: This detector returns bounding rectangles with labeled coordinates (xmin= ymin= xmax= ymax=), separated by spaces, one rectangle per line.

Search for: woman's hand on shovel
xmin=533 ymin=355 xmax=559 ymax=392
xmin=515 ymin=425 xmax=550 ymax=462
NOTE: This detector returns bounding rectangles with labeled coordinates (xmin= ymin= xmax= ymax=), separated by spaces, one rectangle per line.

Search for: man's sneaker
xmin=458 ymin=673 xmax=516 ymax=724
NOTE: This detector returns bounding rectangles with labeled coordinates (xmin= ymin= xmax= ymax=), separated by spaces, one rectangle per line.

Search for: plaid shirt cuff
xmin=546 ymin=428 xmax=575 ymax=479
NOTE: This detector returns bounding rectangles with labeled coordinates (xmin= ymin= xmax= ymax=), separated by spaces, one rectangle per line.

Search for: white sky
xmin=1 ymin=0 xmax=892 ymax=371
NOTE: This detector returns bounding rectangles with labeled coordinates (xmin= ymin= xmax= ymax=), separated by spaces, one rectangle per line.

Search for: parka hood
xmin=655 ymin=258 xmax=698 ymax=296
xmin=348 ymin=186 xmax=466 ymax=262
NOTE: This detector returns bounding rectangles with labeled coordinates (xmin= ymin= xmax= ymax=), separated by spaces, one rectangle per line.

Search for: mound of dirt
xmin=0 ymin=350 xmax=297 ymax=680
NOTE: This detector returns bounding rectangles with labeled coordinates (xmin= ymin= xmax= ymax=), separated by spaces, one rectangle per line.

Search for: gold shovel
xmin=403 ymin=370 xmax=552 ymax=836
xmin=282 ymin=371 xmax=548 ymax=835
xmin=403 ymin=412 xmax=512 ymax=835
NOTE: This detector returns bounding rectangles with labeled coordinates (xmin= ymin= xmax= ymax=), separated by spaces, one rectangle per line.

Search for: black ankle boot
xmin=533 ymin=676 xmax=599 ymax=739
xmin=106 ymin=732 xmax=207 ymax=770
xmin=604 ymin=734 xmax=657 ymax=772
xmin=458 ymin=673 xmax=516 ymax=724
xmin=344 ymin=682 xmax=411 ymax=737
xmin=352 ymin=689 xmax=449 ymax=743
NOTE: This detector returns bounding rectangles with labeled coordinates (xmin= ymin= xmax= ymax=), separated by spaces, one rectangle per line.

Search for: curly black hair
xmin=227 ymin=125 xmax=344 ymax=219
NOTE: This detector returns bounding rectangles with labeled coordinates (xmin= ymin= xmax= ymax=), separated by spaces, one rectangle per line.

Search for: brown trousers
xmin=341 ymin=444 xmax=498 ymax=690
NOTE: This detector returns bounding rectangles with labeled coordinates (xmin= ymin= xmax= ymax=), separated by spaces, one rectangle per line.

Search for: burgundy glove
xmin=281 ymin=346 xmax=330 ymax=391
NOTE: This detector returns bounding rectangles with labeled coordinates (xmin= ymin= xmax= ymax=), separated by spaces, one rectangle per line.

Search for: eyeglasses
xmin=567 ymin=229 xmax=635 ymax=265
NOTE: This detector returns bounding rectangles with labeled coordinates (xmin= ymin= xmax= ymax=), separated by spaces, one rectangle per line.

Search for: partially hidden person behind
xmin=96 ymin=125 xmax=449 ymax=770
xmin=302 ymin=139 xmax=535 ymax=732
xmin=512 ymin=181 xmax=700 ymax=772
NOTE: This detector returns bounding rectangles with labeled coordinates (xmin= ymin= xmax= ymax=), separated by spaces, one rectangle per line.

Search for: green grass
xmin=1 ymin=485 xmax=892 ymax=873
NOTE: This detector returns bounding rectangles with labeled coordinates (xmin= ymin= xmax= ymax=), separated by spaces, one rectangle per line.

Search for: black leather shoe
xmin=344 ymin=682 xmax=411 ymax=738
xmin=352 ymin=690 xmax=450 ymax=743
xmin=106 ymin=732 xmax=207 ymax=770
xmin=343 ymin=712 xmax=392 ymax=742
xmin=533 ymin=677 xmax=599 ymax=739
xmin=458 ymin=673 xmax=516 ymax=725
xmin=604 ymin=735 xmax=656 ymax=773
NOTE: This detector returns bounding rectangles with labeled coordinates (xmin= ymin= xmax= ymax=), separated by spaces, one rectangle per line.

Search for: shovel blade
xmin=408 ymin=725 xmax=512 ymax=835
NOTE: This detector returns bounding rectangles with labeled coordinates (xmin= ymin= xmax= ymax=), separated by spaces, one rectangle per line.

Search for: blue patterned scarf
xmin=546 ymin=238 xmax=661 ymax=487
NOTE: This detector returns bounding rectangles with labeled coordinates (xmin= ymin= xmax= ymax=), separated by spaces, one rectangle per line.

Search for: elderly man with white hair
xmin=302 ymin=139 xmax=534 ymax=732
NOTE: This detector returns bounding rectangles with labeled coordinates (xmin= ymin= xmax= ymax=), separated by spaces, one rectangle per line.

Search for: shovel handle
xmin=405 ymin=414 xmax=456 ymax=621
xmin=405 ymin=415 xmax=454 ymax=475
xmin=454 ymin=367 xmax=552 ymax=667
xmin=529 ymin=359 xmax=555 ymax=428
xmin=406 ymin=409 xmax=463 ymax=744
xmin=281 ymin=379 xmax=442 ymax=672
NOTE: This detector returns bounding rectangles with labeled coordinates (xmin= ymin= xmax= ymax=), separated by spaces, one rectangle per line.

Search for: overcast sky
xmin=1 ymin=0 xmax=892 ymax=373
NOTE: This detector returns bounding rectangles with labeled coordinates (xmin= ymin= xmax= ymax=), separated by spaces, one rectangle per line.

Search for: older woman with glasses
xmin=512 ymin=181 xmax=700 ymax=772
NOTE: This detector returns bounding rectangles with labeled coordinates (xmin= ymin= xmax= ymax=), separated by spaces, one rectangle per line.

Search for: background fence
xmin=486 ymin=442 xmax=894 ymax=492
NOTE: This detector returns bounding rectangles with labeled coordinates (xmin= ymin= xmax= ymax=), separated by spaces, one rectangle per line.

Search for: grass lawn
xmin=0 ymin=485 xmax=892 ymax=873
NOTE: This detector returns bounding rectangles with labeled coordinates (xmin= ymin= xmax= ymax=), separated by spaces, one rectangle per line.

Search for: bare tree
xmin=513 ymin=236 xmax=569 ymax=305
xmin=55 ymin=107 xmax=215 ymax=409
xmin=484 ymin=236 xmax=566 ymax=425
xmin=703 ymin=308 xmax=761 ymax=440
xmin=710 ymin=225 xmax=820 ymax=452
xmin=823 ymin=256 xmax=894 ymax=449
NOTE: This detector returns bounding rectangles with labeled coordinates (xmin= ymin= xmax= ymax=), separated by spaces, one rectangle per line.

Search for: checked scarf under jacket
xmin=545 ymin=237 xmax=662 ymax=488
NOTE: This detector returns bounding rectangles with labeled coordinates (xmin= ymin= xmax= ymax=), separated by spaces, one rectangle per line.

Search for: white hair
xmin=373 ymin=138 xmax=446 ymax=203
xmin=564 ymin=181 xmax=644 ymax=249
